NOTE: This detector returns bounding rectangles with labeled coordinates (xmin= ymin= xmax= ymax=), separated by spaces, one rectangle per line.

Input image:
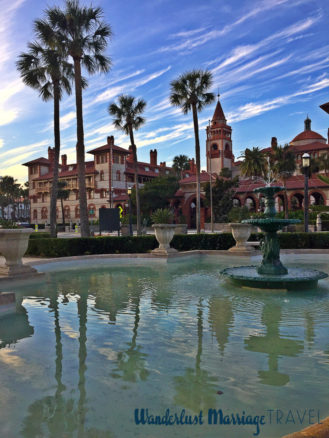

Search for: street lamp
xmin=127 ymin=187 xmax=133 ymax=236
xmin=302 ymin=153 xmax=310 ymax=233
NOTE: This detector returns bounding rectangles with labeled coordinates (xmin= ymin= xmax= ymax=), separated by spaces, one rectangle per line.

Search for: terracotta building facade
xmin=23 ymin=136 xmax=172 ymax=224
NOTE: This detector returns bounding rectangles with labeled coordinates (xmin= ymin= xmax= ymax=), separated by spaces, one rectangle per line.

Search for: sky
xmin=1 ymin=0 xmax=329 ymax=183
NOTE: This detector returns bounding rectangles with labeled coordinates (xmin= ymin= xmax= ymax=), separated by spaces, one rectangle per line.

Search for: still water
xmin=0 ymin=255 xmax=329 ymax=438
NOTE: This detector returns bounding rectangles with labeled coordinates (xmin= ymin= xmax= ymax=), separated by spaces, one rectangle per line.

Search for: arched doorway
xmin=290 ymin=193 xmax=304 ymax=210
xmin=244 ymin=196 xmax=256 ymax=212
xmin=310 ymin=192 xmax=325 ymax=205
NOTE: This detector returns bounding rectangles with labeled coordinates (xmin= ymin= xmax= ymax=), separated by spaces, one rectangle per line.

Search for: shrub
xmin=25 ymin=232 xmax=329 ymax=258
xmin=151 ymin=208 xmax=174 ymax=224
xmin=29 ymin=233 xmax=52 ymax=239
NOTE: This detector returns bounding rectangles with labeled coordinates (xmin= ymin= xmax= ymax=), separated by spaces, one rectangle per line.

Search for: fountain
xmin=222 ymin=160 xmax=328 ymax=289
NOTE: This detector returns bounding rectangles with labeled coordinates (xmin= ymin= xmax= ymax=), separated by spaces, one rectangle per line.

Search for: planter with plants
xmin=0 ymin=220 xmax=38 ymax=277
xmin=151 ymin=209 xmax=177 ymax=254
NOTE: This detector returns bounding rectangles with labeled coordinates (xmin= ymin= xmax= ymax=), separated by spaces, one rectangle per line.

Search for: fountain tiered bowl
xmin=221 ymin=186 xmax=328 ymax=290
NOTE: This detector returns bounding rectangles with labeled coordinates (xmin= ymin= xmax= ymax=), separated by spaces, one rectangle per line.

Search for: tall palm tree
xmin=39 ymin=0 xmax=112 ymax=237
xmin=170 ymin=70 xmax=214 ymax=233
xmin=17 ymin=41 xmax=74 ymax=237
xmin=172 ymin=154 xmax=190 ymax=178
xmin=239 ymin=147 xmax=267 ymax=179
xmin=272 ymin=144 xmax=296 ymax=218
xmin=109 ymin=95 xmax=146 ymax=235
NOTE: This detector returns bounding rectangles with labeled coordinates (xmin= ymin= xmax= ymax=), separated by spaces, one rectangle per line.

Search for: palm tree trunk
xmin=129 ymin=127 xmax=141 ymax=235
xmin=73 ymin=57 xmax=90 ymax=237
xmin=192 ymin=104 xmax=201 ymax=233
xmin=50 ymin=82 xmax=60 ymax=237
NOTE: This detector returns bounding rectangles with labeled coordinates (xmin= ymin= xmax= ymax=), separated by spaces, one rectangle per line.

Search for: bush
xmin=25 ymin=232 xmax=329 ymax=258
xmin=29 ymin=233 xmax=52 ymax=239
xmin=151 ymin=208 xmax=174 ymax=224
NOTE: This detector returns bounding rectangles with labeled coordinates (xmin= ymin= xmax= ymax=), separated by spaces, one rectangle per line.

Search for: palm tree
xmin=170 ymin=70 xmax=214 ymax=233
xmin=109 ymin=95 xmax=146 ymax=235
xmin=172 ymin=154 xmax=190 ymax=178
xmin=17 ymin=40 xmax=74 ymax=237
xmin=39 ymin=0 xmax=112 ymax=237
xmin=239 ymin=147 xmax=267 ymax=179
xmin=318 ymin=153 xmax=329 ymax=175
xmin=272 ymin=144 xmax=296 ymax=218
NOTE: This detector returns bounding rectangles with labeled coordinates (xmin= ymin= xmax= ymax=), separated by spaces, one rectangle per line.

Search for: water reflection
xmin=208 ymin=296 xmax=234 ymax=355
xmin=174 ymin=299 xmax=218 ymax=412
xmin=0 ymin=301 xmax=33 ymax=349
xmin=244 ymin=303 xmax=303 ymax=386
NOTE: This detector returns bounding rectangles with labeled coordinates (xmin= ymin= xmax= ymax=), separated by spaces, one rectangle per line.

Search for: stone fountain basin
xmin=243 ymin=218 xmax=300 ymax=233
xmin=221 ymin=266 xmax=328 ymax=290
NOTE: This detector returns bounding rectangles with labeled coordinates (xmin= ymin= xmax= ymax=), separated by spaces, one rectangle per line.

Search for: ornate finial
xmin=217 ymin=88 xmax=220 ymax=101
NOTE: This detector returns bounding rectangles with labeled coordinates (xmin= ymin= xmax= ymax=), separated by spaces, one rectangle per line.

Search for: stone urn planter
xmin=174 ymin=224 xmax=187 ymax=235
xmin=0 ymin=229 xmax=38 ymax=277
xmin=152 ymin=224 xmax=178 ymax=255
xmin=228 ymin=223 xmax=254 ymax=253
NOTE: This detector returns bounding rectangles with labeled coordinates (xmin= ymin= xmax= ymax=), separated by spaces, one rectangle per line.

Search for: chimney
xmin=188 ymin=158 xmax=196 ymax=173
xmin=48 ymin=147 xmax=55 ymax=163
xmin=150 ymin=149 xmax=157 ymax=166
xmin=160 ymin=161 xmax=166 ymax=168
xmin=61 ymin=154 xmax=67 ymax=166
xmin=107 ymin=136 xmax=114 ymax=146
xmin=126 ymin=145 xmax=134 ymax=162
xmin=271 ymin=137 xmax=277 ymax=149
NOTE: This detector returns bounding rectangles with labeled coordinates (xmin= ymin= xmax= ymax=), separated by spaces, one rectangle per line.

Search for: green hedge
xmin=25 ymin=232 xmax=329 ymax=258
xmin=29 ymin=233 xmax=52 ymax=239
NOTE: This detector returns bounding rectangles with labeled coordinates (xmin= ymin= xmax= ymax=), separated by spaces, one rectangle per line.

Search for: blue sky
xmin=1 ymin=0 xmax=329 ymax=183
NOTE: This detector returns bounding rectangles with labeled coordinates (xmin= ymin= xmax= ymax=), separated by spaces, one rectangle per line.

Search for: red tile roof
xmin=212 ymin=100 xmax=226 ymax=123
xmin=22 ymin=157 xmax=51 ymax=166
xmin=88 ymin=143 xmax=130 ymax=154
xmin=34 ymin=162 xmax=96 ymax=180
xmin=179 ymin=171 xmax=217 ymax=184
xmin=262 ymin=142 xmax=329 ymax=154
xmin=237 ymin=175 xmax=329 ymax=193
xmin=291 ymin=130 xmax=325 ymax=143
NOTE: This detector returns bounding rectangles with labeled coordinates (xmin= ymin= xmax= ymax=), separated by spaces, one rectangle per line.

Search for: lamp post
xmin=127 ymin=187 xmax=133 ymax=236
xmin=302 ymin=153 xmax=310 ymax=233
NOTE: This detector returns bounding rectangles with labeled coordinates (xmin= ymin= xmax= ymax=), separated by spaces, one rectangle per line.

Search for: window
xmin=100 ymin=170 xmax=104 ymax=181
xmin=100 ymin=189 xmax=107 ymax=199
xmin=88 ymin=204 xmax=96 ymax=218
xmin=100 ymin=153 xmax=107 ymax=163
xmin=32 ymin=181 xmax=35 ymax=189
xmin=145 ymin=166 xmax=149 ymax=171
xmin=113 ymin=154 xmax=119 ymax=164
xmin=64 ymin=206 xmax=70 ymax=219
xmin=212 ymin=144 xmax=218 ymax=151
xmin=41 ymin=207 xmax=48 ymax=219
xmin=33 ymin=209 xmax=38 ymax=220
xmin=75 ymin=206 xmax=80 ymax=218
xmin=120 ymin=155 xmax=125 ymax=164
xmin=116 ymin=170 xmax=121 ymax=181
xmin=155 ymin=168 xmax=159 ymax=173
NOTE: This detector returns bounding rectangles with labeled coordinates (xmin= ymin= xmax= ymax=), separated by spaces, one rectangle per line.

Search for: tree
xmin=42 ymin=0 xmax=112 ymax=237
xmin=135 ymin=175 xmax=179 ymax=214
xmin=170 ymin=70 xmax=215 ymax=233
xmin=0 ymin=176 xmax=21 ymax=220
xmin=17 ymin=39 xmax=74 ymax=237
xmin=318 ymin=153 xmax=329 ymax=175
xmin=239 ymin=147 xmax=267 ymax=179
xmin=272 ymin=144 xmax=296 ymax=218
xmin=220 ymin=167 xmax=232 ymax=178
xmin=204 ymin=176 xmax=239 ymax=222
xmin=172 ymin=155 xmax=190 ymax=178
xmin=109 ymin=95 xmax=146 ymax=234
xmin=57 ymin=181 xmax=70 ymax=225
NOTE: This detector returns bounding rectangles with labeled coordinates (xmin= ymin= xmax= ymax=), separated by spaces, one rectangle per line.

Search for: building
xmin=175 ymin=99 xmax=329 ymax=227
xmin=23 ymin=136 xmax=172 ymax=224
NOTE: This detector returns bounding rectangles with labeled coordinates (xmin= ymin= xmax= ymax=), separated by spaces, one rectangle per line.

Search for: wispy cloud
xmin=227 ymin=76 xmax=329 ymax=123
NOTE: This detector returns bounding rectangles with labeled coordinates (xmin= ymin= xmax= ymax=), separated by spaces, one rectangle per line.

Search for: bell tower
xmin=206 ymin=95 xmax=233 ymax=175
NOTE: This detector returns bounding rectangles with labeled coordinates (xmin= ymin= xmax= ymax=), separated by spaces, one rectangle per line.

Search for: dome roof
xmin=291 ymin=130 xmax=325 ymax=143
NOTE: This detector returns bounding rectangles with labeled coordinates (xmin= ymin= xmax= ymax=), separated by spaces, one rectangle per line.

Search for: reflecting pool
xmin=1 ymin=255 xmax=329 ymax=438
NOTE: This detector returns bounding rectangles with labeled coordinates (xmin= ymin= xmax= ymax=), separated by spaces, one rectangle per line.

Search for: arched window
xmin=100 ymin=189 xmax=107 ymax=199
xmin=41 ymin=207 xmax=48 ymax=219
xmin=116 ymin=170 xmax=121 ymax=181
xmin=64 ymin=206 xmax=70 ymax=219
xmin=33 ymin=209 xmax=38 ymax=220
xmin=100 ymin=170 xmax=104 ymax=181
xmin=212 ymin=144 xmax=218 ymax=150
xmin=75 ymin=206 xmax=80 ymax=218
xmin=225 ymin=143 xmax=230 ymax=151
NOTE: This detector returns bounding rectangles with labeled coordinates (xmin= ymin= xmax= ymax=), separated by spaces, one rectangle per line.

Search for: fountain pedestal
xmin=221 ymin=186 xmax=328 ymax=290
